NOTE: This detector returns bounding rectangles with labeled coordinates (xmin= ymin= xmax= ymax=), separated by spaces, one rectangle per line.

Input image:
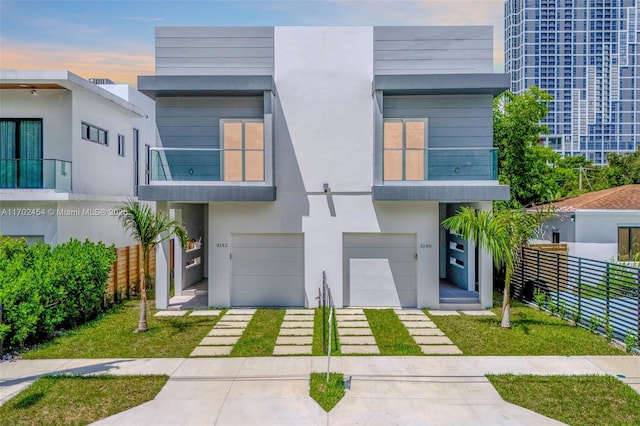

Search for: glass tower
xmin=505 ymin=0 xmax=639 ymax=164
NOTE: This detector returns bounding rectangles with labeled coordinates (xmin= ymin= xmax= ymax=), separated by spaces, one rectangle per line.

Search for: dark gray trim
xmin=372 ymin=185 xmax=510 ymax=201
xmin=373 ymin=73 xmax=509 ymax=96
xmin=137 ymin=75 xmax=274 ymax=98
xmin=138 ymin=185 xmax=276 ymax=201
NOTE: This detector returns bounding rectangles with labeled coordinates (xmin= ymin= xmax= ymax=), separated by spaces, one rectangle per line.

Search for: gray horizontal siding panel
xmin=138 ymin=185 xmax=276 ymax=202
xmin=156 ymin=47 xmax=275 ymax=58
xmin=155 ymin=27 xmax=274 ymax=76
xmin=157 ymin=37 xmax=274 ymax=48
xmin=375 ymin=39 xmax=493 ymax=51
xmin=156 ymin=96 xmax=262 ymax=148
xmin=157 ymin=57 xmax=274 ymax=67
xmin=383 ymin=95 xmax=492 ymax=148
xmin=376 ymin=49 xmax=492 ymax=61
xmin=155 ymin=67 xmax=274 ymax=76
xmin=374 ymin=26 xmax=492 ymax=41
xmin=372 ymin=185 xmax=510 ymax=201
xmin=374 ymin=74 xmax=510 ymax=96
xmin=373 ymin=26 xmax=493 ymax=74
xmin=157 ymin=27 xmax=274 ymax=38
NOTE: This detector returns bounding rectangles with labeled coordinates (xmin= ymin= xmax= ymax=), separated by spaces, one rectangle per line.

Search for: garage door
xmin=231 ymin=233 xmax=304 ymax=307
xmin=343 ymin=233 xmax=416 ymax=307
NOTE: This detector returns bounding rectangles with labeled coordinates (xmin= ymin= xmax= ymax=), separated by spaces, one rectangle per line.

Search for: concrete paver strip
xmin=460 ymin=310 xmax=496 ymax=316
xmin=413 ymin=336 xmax=454 ymax=345
xmin=214 ymin=321 xmax=250 ymax=328
xmin=188 ymin=310 xmax=221 ymax=316
xmin=283 ymin=315 xmax=315 ymax=322
xmin=341 ymin=345 xmax=380 ymax=354
xmin=199 ymin=336 xmax=241 ymax=346
xmin=190 ymin=346 xmax=233 ymax=357
xmin=279 ymin=328 xmax=313 ymax=336
xmin=153 ymin=310 xmax=188 ymax=317
xmin=208 ymin=328 xmax=244 ymax=336
xmin=273 ymin=346 xmax=313 ymax=355
xmin=406 ymin=328 xmax=445 ymax=336
xmin=338 ymin=327 xmax=373 ymax=336
xmin=401 ymin=321 xmax=438 ymax=328
xmin=335 ymin=314 xmax=367 ymax=321
xmin=280 ymin=321 xmax=314 ymax=328
xmin=335 ymin=308 xmax=365 ymax=315
xmin=220 ymin=314 xmax=254 ymax=321
xmin=428 ymin=310 xmax=461 ymax=316
xmin=285 ymin=309 xmax=314 ymax=315
xmin=276 ymin=336 xmax=313 ymax=345
xmin=336 ymin=320 xmax=370 ymax=328
xmin=225 ymin=309 xmax=257 ymax=315
xmin=339 ymin=336 xmax=377 ymax=345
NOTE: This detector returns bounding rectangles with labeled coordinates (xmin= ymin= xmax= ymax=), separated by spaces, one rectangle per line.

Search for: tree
xmin=441 ymin=206 xmax=548 ymax=328
xmin=119 ymin=200 xmax=187 ymax=332
xmin=605 ymin=148 xmax=640 ymax=186
xmin=494 ymin=86 xmax=557 ymax=206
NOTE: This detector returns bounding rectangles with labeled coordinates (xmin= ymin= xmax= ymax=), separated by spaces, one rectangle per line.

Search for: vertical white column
xmin=155 ymin=201 xmax=170 ymax=309
xmin=476 ymin=201 xmax=494 ymax=308
xmin=171 ymin=208 xmax=183 ymax=297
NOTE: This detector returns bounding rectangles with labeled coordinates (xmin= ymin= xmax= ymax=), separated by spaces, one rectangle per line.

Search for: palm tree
xmin=119 ymin=200 xmax=187 ymax=332
xmin=441 ymin=206 xmax=546 ymax=328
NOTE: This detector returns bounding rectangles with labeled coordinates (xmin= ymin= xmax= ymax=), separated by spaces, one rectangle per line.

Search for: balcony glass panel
xmin=405 ymin=121 xmax=425 ymax=149
xmin=383 ymin=121 xmax=403 ymax=149
xmin=223 ymin=122 xmax=242 ymax=149
xmin=0 ymin=159 xmax=72 ymax=191
xmin=245 ymin=122 xmax=264 ymax=149
xmin=405 ymin=149 xmax=425 ymax=180
xmin=383 ymin=150 xmax=403 ymax=181
xmin=426 ymin=148 xmax=498 ymax=181
xmin=150 ymin=148 xmax=265 ymax=183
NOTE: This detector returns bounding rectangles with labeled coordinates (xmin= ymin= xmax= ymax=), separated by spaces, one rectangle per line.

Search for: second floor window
xmin=117 ymin=134 xmax=125 ymax=157
xmin=221 ymin=119 xmax=264 ymax=182
xmin=383 ymin=118 xmax=428 ymax=181
xmin=82 ymin=122 xmax=108 ymax=146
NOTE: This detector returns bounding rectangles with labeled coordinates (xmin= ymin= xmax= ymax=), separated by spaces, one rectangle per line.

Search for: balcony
xmin=139 ymin=148 xmax=275 ymax=202
xmin=0 ymin=159 xmax=72 ymax=192
xmin=374 ymin=148 xmax=509 ymax=201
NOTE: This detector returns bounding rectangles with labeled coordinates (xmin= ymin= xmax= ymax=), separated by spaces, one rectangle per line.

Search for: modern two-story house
xmin=138 ymin=26 xmax=510 ymax=309
xmin=0 ymin=70 xmax=155 ymax=247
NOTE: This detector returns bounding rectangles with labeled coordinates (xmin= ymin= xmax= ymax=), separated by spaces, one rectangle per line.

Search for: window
xmin=0 ymin=118 xmax=43 ymax=188
xmin=221 ymin=119 xmax=264 ymax=182
xmin=82 ymin=122 xmax=108 ymax=145
xmin=618 ymin=226 xmax=640 ymax=261
xmin=383 ymin=119 xmax=427 ymax=181
xmin=133 ymin=128 xmax=139 ymax=195
xmin=117 ymin=134 xmax=125 ymax=157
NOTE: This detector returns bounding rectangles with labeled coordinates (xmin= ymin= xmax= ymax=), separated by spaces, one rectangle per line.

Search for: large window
xmin=0 ymin=118 xmax=42 ymax=188
xmin=618 ymin=226 xmax=640 ymax=261
xmin=221 ymin=119 xmax=264 ymax=182
xmin=383 ymin=119 xmax=427 ymax=181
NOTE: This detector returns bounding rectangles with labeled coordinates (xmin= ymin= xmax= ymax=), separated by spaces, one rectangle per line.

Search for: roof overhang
xmin=0 ymin=70 xmax=145 ymax=117
xmin=137 ymin=75 xmax=274 ymax=98
xmin=373 ymin=73 xmax=510 ymax=96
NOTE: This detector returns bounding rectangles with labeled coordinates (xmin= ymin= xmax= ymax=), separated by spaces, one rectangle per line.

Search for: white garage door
xmin=343 ymin=233 xmax=417 ymax=307
xmin=231 ymin=233 xmax=304 ymax=307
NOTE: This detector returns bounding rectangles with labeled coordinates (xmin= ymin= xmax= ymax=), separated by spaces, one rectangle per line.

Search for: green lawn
xmin=427 ymin=300 xmax=624 ymax=355
xmin=0 ymin=375 xmax=167 ymax=426
xmin=23 ymin=301 xmax=221 ymax=358
xmin=230 ymin=309 xmax=284 ymax=357
xmin=310 ymin=373 xmax=345 ymax=412
xmin=365 ymin=309 xmax=422 ymax=356
xmin=488 ymin=375 xmax=640 ymax=426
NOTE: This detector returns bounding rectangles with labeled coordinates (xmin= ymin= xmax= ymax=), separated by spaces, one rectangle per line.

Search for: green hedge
xmin=0 ymin=236 xmax=116 ymax=351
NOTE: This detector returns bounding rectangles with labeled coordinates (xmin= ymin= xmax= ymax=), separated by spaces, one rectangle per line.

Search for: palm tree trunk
xmin=501 ymin=269 xmax=512 ymax=328
xmin=136 ymin=251 xmax=149 ymax=332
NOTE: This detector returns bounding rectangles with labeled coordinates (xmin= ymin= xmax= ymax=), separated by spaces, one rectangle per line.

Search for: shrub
xmin=588 ymin=315 xmax=603 ymax=333
xmin=624 ymin=330 xmax=638 ymax=353
xmin=0 ymin=236 xmax=116 ymax=351
xmin=533 ymin=288 xmax=547 ymax=310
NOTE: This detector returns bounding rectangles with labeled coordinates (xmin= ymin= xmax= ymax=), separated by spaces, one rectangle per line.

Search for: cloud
xmin=0 ymin=40 xmax=153 ymax=85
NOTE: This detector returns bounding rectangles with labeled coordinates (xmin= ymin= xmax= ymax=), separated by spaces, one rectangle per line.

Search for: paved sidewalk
xmin=2 ymin=356 xmax=638 ymax=425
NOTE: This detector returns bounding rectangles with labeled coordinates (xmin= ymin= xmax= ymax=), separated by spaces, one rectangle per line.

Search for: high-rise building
xmin=505 ymin=0 xmax=639 ymax=164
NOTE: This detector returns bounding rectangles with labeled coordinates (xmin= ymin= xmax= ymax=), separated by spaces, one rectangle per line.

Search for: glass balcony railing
xmin=427 ymin=148 xmax=498 ymax=181
xmin=0 ymin=159 xmax=72 ymax=191
xmin=150 ymin=148 xmax=265 ymax=182
xmin=383 ymin=148 xmax=498 ymax=182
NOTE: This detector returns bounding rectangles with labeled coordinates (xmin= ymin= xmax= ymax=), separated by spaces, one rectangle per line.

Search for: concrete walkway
xmin=2 ymin=356 xmax=638 ymax=425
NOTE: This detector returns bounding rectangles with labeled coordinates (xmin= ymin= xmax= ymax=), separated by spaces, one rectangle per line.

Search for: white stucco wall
xmin=573 ymin=210 xmax=640 ymax=261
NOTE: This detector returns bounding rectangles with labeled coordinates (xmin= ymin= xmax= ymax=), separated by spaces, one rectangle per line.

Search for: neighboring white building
xmin=0 ymin=70 xmax=156 ymax=247
xmin=138 ymin=26 xmax=511 ymax=309
xmin=536 ymin=185 xmax=640 ymax=262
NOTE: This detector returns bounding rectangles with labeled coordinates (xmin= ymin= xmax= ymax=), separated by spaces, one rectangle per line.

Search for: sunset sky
xmin=0 ymin=0 xmax=505 ymax=86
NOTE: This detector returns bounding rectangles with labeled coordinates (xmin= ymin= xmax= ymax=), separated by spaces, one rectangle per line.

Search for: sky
xmin=0 ymin=0 xmax=505 ymax=86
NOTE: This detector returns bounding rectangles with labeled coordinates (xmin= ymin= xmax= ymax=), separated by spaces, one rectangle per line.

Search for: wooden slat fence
xmin=105 ymin=245 xmax=156 ymax=301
